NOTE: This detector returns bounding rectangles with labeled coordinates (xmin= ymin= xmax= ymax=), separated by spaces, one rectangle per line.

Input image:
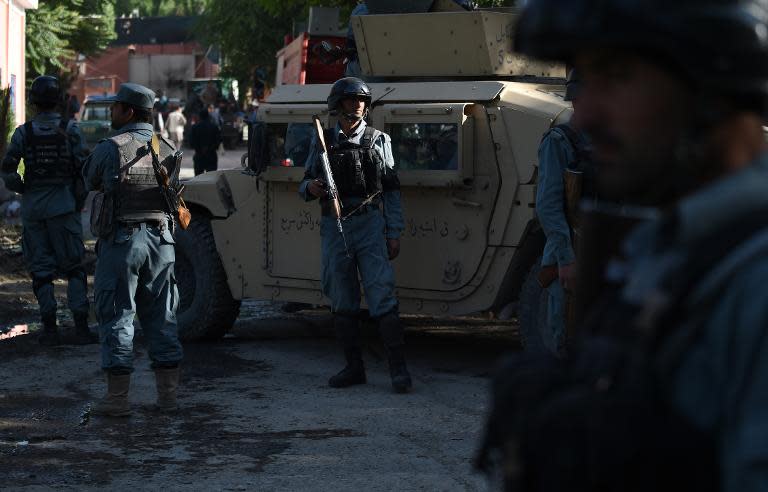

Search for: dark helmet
xmin=514 ymin=0 xmax=768 ymax=111
xmin=29 ymin=75 xmax=62 ymax=106
xmin=327 ymin=77 xmax=372 ymax=119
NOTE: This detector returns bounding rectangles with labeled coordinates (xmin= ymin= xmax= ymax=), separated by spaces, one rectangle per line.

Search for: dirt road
xmin=0 ymin=296 xmax=517 ymax=491
xmin=0 ymin=204 xmax=520 ymax=491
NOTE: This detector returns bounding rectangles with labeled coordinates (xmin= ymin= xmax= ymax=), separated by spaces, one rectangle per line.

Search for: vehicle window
xmin=83 ymin=104 xmax=111 ymax=121
xmin=261 ymin=122 xmax=314 ymax=167
xmin=388 ymin=123 xmax=459 ymax=171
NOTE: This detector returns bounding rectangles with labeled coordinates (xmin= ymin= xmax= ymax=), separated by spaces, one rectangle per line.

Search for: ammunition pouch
xmin=90 ymin=191 xmax=115 ymax=238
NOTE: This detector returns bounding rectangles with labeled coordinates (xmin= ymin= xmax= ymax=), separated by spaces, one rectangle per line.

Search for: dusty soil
xmin=0 ymin=218 xmax=521 ymax=491
xmin=0 ymin=306 xmax=518 ymax=491
xmin=0 ymin=223 xmax=97 ymax=332
xmin=0 ymin=224 xmax=31 ymax=327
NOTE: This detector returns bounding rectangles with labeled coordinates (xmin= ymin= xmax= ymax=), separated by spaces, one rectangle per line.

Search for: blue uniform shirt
xmin=0 ymin=112 xmax=87 ymax=221
xmin=83 ymin=122 xmax=154 ymax=193
xmin=536 ymin=124 xmax=586 ymax=267
xmin=299 ymin=120 xmax=404 ymax=240
xmin=616 ymin=152 xmax=768 ymax=492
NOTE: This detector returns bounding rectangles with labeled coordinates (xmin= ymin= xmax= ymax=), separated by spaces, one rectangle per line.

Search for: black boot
xmin=71 ymin=312 xmax=98 ymax=345
xmin=328 ymin=314 xmax=366 ymax=388
xmin=378 ymin=311 xmax=412 ymax=393
xmin=38 ymin=313 xmax=61 ymax=346
xmin=328 ymin=347 xmax=367 ymax=388
xmin=387 ymin=346 xmax=412 ymax=393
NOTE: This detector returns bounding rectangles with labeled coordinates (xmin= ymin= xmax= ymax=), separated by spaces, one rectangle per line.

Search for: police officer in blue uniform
xmin=300 ymin=77 xmax=411 ymax=393
xmin=0 ymin=75 xmax=94 ymax=346
xmin=530 ymin=70 xmax=590 ymax=355
xmin=83 ymin=83 xmax=183 ymax=416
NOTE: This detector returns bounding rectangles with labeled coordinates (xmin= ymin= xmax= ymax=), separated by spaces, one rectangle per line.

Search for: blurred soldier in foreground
xmin=0 ymin=75 xmax=94 ymax=346
xmin=84 ymin=83 xmax=183 ymax=416
xmin=477 ymin=1 xmax=768 ymax=491
xmin=300 ymin=77 xmax=410 ymax=393
xmin=527 ymin=70 xmax=591 ymax=355
xmin=189 ymin=109 xmax=221 ymax=175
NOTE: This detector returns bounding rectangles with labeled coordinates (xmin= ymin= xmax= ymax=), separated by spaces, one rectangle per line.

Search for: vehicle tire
xmin=174 ymin=215 xmax=240 ymax=342
xmin=517 ymin=258 xmax=556 ymax=354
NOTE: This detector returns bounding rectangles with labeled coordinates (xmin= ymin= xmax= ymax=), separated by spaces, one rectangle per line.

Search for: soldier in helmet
xmin=299 ymin=77 xmax=411 ymax=393
xmin=83 ymin=83 xmax=183 ymax=416
xmin=477 ymin=0 xmax=768 ymax=490
xmin=0 ymin=75 xmax=94 ymax=346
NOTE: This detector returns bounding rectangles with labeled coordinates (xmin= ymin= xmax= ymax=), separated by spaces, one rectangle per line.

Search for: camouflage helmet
xmin=514 ymin=0 xmax=768 ymax=111
xmin=29 ymin=75 xmax=62 ymax=107
xmin=327 ymin=77 xmax=373 ymax=119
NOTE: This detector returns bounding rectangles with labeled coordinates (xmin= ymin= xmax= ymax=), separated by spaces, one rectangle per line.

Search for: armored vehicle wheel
xmin=518 ymin=259 xmax=555 ymax=354
xmin=174 ymin=215 xmax=241 ymax=341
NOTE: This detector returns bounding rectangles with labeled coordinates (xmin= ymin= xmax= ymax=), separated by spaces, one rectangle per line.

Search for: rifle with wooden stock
xmin=149 ymin=134 xmax=191 ymax=229
xmin=312 ymin=115 xmax=349 ymax=256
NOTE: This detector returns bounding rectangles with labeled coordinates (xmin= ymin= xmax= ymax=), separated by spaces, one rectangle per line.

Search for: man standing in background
xmin=189 ymin=109 xmax=221 ymax=175
xmin=0 ymin=75 xmax=94 ymax=346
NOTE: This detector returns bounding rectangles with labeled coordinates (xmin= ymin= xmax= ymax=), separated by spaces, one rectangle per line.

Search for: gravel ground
xmin=0 ymin=300 xmax=519 ymax=491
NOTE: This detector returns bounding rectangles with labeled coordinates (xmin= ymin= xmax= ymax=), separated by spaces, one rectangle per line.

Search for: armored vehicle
xmin=173 ymin=9 xmax=570 ymax=341
xmin=79 ymin=96 xmax=114 ymax=151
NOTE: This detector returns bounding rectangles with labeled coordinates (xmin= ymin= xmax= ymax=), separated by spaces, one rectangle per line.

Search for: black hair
xmin=117 ymin=102 xmax=152 ymax=124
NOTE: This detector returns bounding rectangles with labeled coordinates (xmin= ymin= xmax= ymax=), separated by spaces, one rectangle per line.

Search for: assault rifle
xmin=312 ymin=115 xmax=349 ymax=256
xmin=149 ymin=134 xmax=191 ymax=229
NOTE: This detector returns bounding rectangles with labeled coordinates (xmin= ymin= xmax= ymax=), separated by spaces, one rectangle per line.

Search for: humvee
xmin=173 ymin=9 xmax=570 ymax=341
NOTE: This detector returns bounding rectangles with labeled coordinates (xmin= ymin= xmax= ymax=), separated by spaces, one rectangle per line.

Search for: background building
xmin=0 ymin=0 xmax=38 ymax=123
xmin=73 ymin=15 xmax=219 ymax=103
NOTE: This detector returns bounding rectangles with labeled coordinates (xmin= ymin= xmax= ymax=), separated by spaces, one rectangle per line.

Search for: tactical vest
xmin=555 ymin=123 xmax=598 ymax=200
xmin=326 ymin=126 xmax=386 ymax=199
xmin=23 ymin=120 xmax=75 ymax=187
xmin=110 ymin=132 xmax=178 ymax=222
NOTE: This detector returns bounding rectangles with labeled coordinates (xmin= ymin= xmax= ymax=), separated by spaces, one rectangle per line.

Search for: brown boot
xmin=92 ymin=373 xmax=131 ymax=417
xmin=154 ymin=366 xmax=180 ymax=413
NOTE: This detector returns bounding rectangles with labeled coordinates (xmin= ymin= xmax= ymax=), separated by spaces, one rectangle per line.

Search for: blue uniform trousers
xmin=94 ymin=222 xmax=183 ymax=372
xmin=321 ymin=209 xmax=397 ymax=318
xmin=22 ymin=212 xmax=88 ymax=318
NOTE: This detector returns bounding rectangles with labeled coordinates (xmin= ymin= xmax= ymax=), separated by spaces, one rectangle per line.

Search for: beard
xmin=591 ymin=127 xmax=725 ymax=207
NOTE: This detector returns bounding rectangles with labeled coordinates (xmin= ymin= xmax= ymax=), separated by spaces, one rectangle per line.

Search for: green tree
xmin=113 ymin=0 xmax=206 ymax=17
xmin=26 ymin=0 xmax=116 ymax=79
xmin=199 ymin=0 xmax=300 ymax=99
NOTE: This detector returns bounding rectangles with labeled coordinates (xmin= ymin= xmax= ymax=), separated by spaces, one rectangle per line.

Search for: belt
xmin=117 ymin=219 xmax=164 ymax=230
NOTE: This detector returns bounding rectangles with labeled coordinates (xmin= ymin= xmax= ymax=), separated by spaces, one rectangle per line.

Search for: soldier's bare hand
xmin=387 ymin=238 xmax=401 ymax=260
xmin=559 ymin=263 xmax=576 ymax=291
xmin=308 ymin=179 xmax=327 ymax=198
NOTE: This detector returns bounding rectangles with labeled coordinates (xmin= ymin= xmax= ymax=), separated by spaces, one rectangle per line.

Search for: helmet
xmin=514 ymin=0 xmax=768 ymax=110
xmin=563 ymin=69 xmax=582 ymax=102
xmin=327 ymin=77 xmax=372 ymax=121
xmin=29 ymin=75 xmax=62 ymax=107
